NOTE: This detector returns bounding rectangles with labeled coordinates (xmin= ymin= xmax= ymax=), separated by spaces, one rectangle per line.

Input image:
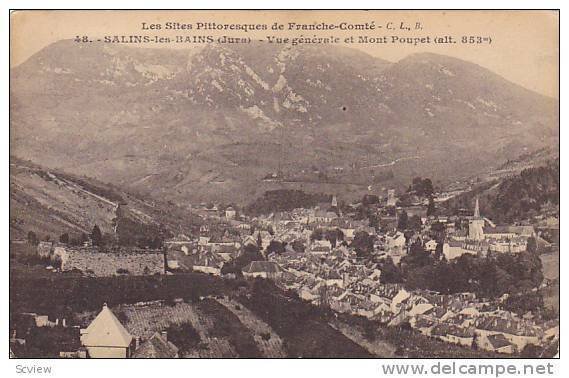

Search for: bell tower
xmin=468 ymin=197 xmax=484 ymax=240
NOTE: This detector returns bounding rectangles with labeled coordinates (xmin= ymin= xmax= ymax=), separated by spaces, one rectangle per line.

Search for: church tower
xmin=468 ymin=197 xmax=485 ymax=240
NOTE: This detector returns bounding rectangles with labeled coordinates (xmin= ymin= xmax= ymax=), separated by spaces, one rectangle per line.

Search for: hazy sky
xmin=10 ymin=10 xmax=559 ymax=98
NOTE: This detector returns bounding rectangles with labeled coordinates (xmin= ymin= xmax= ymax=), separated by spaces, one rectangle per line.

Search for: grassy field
xmin=540 ymin=251 xmax=560 ymax=281
xmin=195 ymin=298 xmax=262 ymax=358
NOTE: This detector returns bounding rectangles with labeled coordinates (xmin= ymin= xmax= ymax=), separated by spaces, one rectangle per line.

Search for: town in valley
xmin=9 ymin=160 xmax=559 ymax=358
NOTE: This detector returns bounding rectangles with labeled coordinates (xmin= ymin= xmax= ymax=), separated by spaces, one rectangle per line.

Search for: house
xmin=191 ymin=253 xmax=223 ymax=276
xmin=385 ymin=231 xmax=406 ymax=251
xmin=408 ymin=303 xmax=434 ymax=317
xmin=311 ymin=209 xmax=338 ymax=224
xmin=242 ymin=261 xmax=284 ymax=279
xmin=390 ymin=289 xmax=411 ymax=314
xmin=213 ymin=244 xmax=239 ymax=262
xmin=207 ymin=234 xmax=240 ymax=248
xmin=132 ymin=331 xmax=179 ymax=358
xmin=19 ymin=312 xmax=53 ymax=328
xmin=37 ymin=241 xmax=53 ymax=259
xmin=478 ymin=333 xmax=516 ymax=354
xmin=242 ymin=235 xmax=258 ymax=248
xmin=80 ymin=304 xmax=133 ymax=358
xmin=443 ymin=241 xmax=476 ymax=260
xmin=167 ymin=260 xmax=180 ymax=270
xmin=310 ymin=239 xmax=332 ymax=255
xmin=406 ymin=205 xmax=427 ymax=218
xmin=424 ymin=239 xmax=438 ymax=253
xmin=299 ymin=282 xmax=322 ymax=303
xmin=386 ymin=189 xmax=397 ymax=207
xmin=225 ymin=207 xmax=237 ymax=220
xmin=484 ymin=225 xmax=535 ymax=239
xmin=431 ymin=324 xmax=475 ymax=347
xmin=319 ymin=270 xmax=344 ymax=288
xmin=410 ymin=317 xmax=435 ymax=336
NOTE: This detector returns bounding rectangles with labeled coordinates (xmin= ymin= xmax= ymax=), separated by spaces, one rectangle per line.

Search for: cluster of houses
xmin=266 ymin=242 xmax=557 ymax=355
xmin=162 ymin=192 xmax=557 ymax=355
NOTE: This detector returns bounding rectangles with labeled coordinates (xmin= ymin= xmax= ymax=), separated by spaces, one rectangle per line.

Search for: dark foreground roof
xmin=132 ymin=332 xmax=179 ymax=358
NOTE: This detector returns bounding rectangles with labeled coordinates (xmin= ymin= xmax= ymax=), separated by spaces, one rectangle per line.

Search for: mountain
xmin=9 ymin=157 xmax=199 ymax=241
xmin=10 ymin=40 xmax=558 ymax=205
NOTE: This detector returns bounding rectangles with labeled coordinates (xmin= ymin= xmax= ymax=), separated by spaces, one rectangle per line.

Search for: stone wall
xmin=59 ymin=248 xmax=164 ymax=276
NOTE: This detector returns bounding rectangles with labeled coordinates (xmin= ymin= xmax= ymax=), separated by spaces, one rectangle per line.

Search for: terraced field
xmin=120 ymin=301 xmax=237 ymax=358
xmin=216 ymin=297 xmax=286 ymax=358
xmin=194 ymin=298 xmax=261 ymax=358
xmin=329 ymin=319 xmax=396 ymax=357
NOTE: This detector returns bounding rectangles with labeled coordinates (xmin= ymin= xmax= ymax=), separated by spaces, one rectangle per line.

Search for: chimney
xmin=135 ymin=336 xmax=141 ymax=350
xmin=161 ymin=331 xmax=168 ymax=342
xmin=62 ymin=318 xmax=67 ymax=327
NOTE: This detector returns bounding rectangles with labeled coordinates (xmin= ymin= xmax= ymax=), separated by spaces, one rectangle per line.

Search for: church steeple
xmin=474 ymin=197 xmax=480 ymax=218
xmin=468 ymin=196 xmax=484 ymax=241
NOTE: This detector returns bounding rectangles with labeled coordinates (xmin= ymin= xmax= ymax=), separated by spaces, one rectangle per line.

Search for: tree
xmin=362 ymin=194 xmax=379 ymax=205
xmin=397 ymin=211 xmax=408 ymax=231
xmin=434 ymin=241 xmax=444 ymax=260
xmin=91 ymin=225 xmax=103 ymax=246
xmin=70 ymin=233 xmax=88 ymax=246
xmin=59 ymin=233 xmax=69 ymax=244
xmin=377 ymin=257 xmax=403 ymax=283
xmin=257 ymin=232 xmax=263 ymax=250
xmin=409 ymin=177 xmax=434 ymax=197
xmin=291 ymin=239 xmax=305 ymax=253
xmin=422 ymin=179 xmax=434 ymax=197
xmin=325 ymin=228 xmax=344 ymax=249
xmin=401 ymin=240 xmax=432 ymax=271
xmin=368 ymin=214 xmax=379 ymax=229
xmin=408 ymin=215 xmax=422 ymax=231
xmin=267 ymin=240 xmax=286 ymax=255
xmin=430 ymin=221 xmax=445 ymax=240
xmin=27 ymin=231 xmax=39 ymax=246
xmin=520 ymin=344 xmax=543 ymax=358
xmin=427 ymin=197 xmax=436 ymax=216
xmin=526 ymin=236 xmax=538 ymax=254
xmin=149 ymin=235 xmax=164 ymax=249
xmin=310 ymin=228 xmax=324 ymax=241
xmin=351 ymin=231 xmax=374 ymax=257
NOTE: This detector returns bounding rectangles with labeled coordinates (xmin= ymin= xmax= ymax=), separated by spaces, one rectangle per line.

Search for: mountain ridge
xmin=10 ymin=40 xmax=558 ymax=204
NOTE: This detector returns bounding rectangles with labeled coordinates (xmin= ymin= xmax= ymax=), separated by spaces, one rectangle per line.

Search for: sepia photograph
xmin=8 ymin=9 xmax=559 ymax=362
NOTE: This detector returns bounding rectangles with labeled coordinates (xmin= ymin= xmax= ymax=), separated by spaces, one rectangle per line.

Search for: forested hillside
xmin=444 ymin=160 xmax=559 ymax=224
